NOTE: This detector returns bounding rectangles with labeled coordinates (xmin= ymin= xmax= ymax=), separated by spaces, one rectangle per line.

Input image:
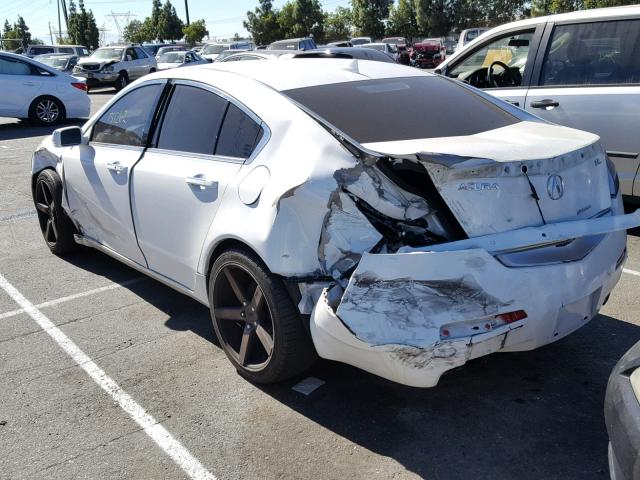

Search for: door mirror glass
xmin=53 ymin=126 xmax=83 ymax=147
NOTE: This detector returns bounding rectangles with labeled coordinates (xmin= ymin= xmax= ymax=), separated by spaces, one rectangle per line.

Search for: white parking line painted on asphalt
xmin=0 ymin=277 xmax=146 ymax=320
xmin=0 ymin=273 xmax=216 ymax=480
xmin=624 ymin=268 xmax=640 ymax=277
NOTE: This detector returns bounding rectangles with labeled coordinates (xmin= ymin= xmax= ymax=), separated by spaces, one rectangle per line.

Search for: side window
xmin=157 ymin=85 xmax=228 ymax=155
xmin=216 ymin=103 xmax=263 ymax=158
xmin=58 ymin=47 xmax=74 ymax=54
xmin=134 ymin=47 xmax=148 ymax=59
xmin=447 ymin=30 xmax=534 ymax=88
xmin=541 ymin=19 xmax=640 ymax=86
xmin=126 ymin=48 xmax=137 ymax=60
xmin=0 ymin=56 xmax=32 ymax=75
xmin=81 ymin=48 xmax=89 ymax=56
xmin=32 ymin=47 xmax=54 ymax=55
xmin=91 ymin=84 xmax=164 ymax=146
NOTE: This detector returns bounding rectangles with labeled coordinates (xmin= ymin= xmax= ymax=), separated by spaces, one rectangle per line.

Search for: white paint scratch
xmin=0 ymin=273 xmax=216 ymax=480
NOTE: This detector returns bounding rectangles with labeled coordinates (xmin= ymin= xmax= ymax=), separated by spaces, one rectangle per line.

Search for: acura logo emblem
xmin=547 ymin=174 xmax=564 ymax=200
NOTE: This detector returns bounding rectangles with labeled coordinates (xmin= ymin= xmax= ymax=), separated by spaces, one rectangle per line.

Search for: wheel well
xmin=149 ymin=68 xmax=156 ymax=73
xmin=29 ymin=95 xmax=66 ymax=119
xmin=204 ymin=238 xmax=302 ymax=308
xmin=31 ymin=167 xmax=55 ymax=198
xmin=119 ymin=70 xmax=128 ymax=78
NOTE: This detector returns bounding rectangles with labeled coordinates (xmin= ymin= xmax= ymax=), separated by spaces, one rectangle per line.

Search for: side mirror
xmin=52 ymin=126 xmax=85 ymax=147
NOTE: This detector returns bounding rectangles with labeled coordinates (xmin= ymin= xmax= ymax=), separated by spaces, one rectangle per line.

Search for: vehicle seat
xmin=554 ymin=39 xmax=594 ymax=85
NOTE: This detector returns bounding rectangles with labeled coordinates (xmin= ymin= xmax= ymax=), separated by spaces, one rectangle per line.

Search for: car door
xmin=125 ymin=47 xmax=142 ymax=79
xmin=525 ymin=17 xmax=640 ymax=198
xmin=63 ymin=81 xmax=166 ymax=265
xmin=134 ymin=47 xmax=153 ymax=75
xmin=442 ymin=25 xmax=544 ymax=109
xmin=0 ymin=55 xmax=44 ymax=117
xmin=131 ymin=80 xmax=263 ymax=290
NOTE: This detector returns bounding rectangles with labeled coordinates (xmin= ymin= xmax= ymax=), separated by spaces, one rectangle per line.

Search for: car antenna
xmin=521 ymin=165 xmax=546 ymax=225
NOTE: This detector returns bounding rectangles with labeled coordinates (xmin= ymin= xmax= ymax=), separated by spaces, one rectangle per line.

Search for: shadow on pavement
xmin=0 ymin=119 xmax=84 ymax=142
xmin=60 ymin=247 xmax=639 ymax=479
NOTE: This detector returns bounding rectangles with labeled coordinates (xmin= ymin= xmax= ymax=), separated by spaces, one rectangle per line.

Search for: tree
xmin=386 ymin=0 xmax=417 ymax=38
xmin=12 ymin=15 xmax=32 ymax=49
xmin=124 ymin=19 xmax=153 ymax=43
xmin=67 ymin=0 xmax=99 ymax=49
xmin=244 ymin=0 xmax=281 ymax=45
xmin=150 ymin=0 xmax=163 ymax=40
xmin=291 ymin=0 xmax=325 ymax=40
xmin=351 ymin=0 xmax=392 ymax=39
xmin=158 ymin=0 xmax=184 ymax=41
xmin=324 ymin=7 xmax=353 ymax=41
xmin=183 ymin=19 xmax=208 ymax=45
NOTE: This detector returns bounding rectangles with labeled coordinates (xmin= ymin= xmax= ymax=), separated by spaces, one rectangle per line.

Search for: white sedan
xmin=0 ymin=51 xmax=89 ymax=125
xmin=31 ymin=60 xmax=640 ymax=387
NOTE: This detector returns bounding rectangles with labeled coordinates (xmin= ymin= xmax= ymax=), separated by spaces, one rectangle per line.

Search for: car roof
xmin=167 ymin=58 xmax=428 ymax=91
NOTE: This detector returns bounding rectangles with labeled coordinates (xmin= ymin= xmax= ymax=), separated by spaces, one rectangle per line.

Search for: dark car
xmin=411 ymin=38 xmax=446 ymax=68
xmin=605 ymin=340 xmax=640 ymax=480
xmin=142 ymin=43 xmax=174 ymax=56
xmin=293 ymin=47 xmax=397 ymax=63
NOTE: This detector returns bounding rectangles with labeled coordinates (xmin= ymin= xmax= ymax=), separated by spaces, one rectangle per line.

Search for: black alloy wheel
xmin=209 ymin=248 xmax=316 ymax=383
xmin=34 ymin=170 xmax=77 ymax=255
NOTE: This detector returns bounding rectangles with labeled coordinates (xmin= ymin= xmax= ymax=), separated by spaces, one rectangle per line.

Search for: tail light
xmin=71 ymin=82 xmax=87 ymax=92
xmin=496 ymin=310 xmax=528 ymax=323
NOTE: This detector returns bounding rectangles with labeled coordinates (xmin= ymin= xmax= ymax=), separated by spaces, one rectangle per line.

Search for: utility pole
xmin=57 ymin=0 xmax=63 ymax=43
xmin=48 ymin=22 xmax=54 ymax=45
xmin=184 ymin=0 xmax=190 ymax=26
xmin=60 ymin=0 xmax=69 ymax=31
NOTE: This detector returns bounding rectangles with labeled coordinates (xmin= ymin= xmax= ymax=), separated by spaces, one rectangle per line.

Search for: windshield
xmin=91 ymin=48 xmax=123 ymax=60
xmin=351 ymin=38 xmax=370 ymax=46
xmin=158 ymin=52 xmax=185 ymax=63
xmin=202 ymin=44 xmax=227 ymax=54
xmin=283 ymin=76 xmax=518 ymax=144
xmin=38 ymin=57 xmax=69 ymax=68
xmin=216 ymin=50 xmax=238 ymax=60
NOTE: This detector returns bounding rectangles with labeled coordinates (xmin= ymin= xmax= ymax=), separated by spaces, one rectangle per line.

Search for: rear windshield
xmin=282 ymin=76 xmax=518 ymax=144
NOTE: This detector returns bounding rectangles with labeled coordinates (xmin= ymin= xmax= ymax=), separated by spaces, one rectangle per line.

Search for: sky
xmin=1 ymin=0 xmax=351 ymax=44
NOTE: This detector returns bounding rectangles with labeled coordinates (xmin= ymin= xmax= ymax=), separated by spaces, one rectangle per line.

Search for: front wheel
xmin=114 ymin=73 xmax=128 ymax=91
xmin=34 ymin=170 xmax=77 ymax=255
xmin=209 ymin=248 xmax=316 ymax=384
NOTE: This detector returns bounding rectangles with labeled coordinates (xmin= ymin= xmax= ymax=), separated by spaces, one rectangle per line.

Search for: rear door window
xmin=91 ymin=84 xmax=164 ymax=146
xmin=540 ymin=19 xmax=640 ymax=86
xmin=156 ymin=85 xmax=228 ymax=155
xmin=58 ymin=47 xmax=74 ymax=54
xmin=215 ymin=104 xmax=262 ymax=158
xmin=134 ymin=47 xmax=148 ymax=59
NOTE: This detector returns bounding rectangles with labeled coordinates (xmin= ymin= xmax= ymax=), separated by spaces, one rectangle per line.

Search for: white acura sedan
xmin=31 ymin=60 xmax=640 ymax=387
xmin=0 ymin=51 xmax=90 ymax=125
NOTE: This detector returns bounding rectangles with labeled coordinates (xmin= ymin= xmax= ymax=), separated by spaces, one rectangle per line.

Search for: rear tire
xmin=34 ymin=170 xmax=77 ymax=255
xmin=209 ymin=247 xmax=317 ymax=384
xmin=29 ymin=96 xmax=65 ymax=126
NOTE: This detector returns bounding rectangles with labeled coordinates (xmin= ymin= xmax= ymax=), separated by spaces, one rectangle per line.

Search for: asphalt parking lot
xmin=1 ymin=90 xmax=640 ymax=480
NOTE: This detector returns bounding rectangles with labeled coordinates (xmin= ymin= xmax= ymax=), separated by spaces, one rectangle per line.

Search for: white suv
xmin=74 ymin=45 xmax=157 ymax=91
xmin=436 ymin=5 xmax=640 ymax=202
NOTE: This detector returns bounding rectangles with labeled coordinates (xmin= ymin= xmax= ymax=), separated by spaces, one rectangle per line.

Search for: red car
xmin=411 ymin=37 xmax=446 ymax=68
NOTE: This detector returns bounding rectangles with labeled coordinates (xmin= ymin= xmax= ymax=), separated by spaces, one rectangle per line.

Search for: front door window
xmin=447 ymin=30 xmax=534 ymax=89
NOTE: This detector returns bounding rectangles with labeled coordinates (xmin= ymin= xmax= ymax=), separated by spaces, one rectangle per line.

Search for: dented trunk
xmin=306 ymin=121 xmax=639 ymax=387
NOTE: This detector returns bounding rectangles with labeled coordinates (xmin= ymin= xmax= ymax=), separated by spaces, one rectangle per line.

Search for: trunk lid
xmin=363 ymin=121 xmax=611 ymax=236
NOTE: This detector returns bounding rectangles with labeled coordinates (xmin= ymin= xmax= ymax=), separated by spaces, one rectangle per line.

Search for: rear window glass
xmin=282 ymin=76 xmax=518 ymax=144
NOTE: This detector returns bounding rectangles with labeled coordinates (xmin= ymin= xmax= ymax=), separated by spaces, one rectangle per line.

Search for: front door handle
xmin=106 ymin=161 xmax=127 ymax=174
xmin=186 ymin=175 xmax=216 ymax=189
xmin=530 ymin=99 xmax=560 ymax=109
xmin=23 ymin=81 xmax=36 ymax=86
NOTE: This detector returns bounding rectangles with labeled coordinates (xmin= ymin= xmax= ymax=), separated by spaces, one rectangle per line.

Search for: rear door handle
xmin=530 ymin=99 xmax=560 ymax=109
xmin=186 ymin=175 xmax=216 ymax=189
xmin=106 ymin=161 xmax=127 ymax=174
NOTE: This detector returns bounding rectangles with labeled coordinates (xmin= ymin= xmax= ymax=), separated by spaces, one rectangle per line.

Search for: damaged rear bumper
xmin=310 ymin=210 xmax=639 ymax=388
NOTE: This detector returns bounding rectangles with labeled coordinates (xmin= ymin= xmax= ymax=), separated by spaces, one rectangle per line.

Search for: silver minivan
xmin=437 ymin=5 xmax=640 ymax=202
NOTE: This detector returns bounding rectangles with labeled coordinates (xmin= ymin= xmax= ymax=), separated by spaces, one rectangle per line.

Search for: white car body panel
xmin=31 ymin=60 xmax=640 ymax=387
xmin=0 ymin=52 xmax=90 ymax=120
